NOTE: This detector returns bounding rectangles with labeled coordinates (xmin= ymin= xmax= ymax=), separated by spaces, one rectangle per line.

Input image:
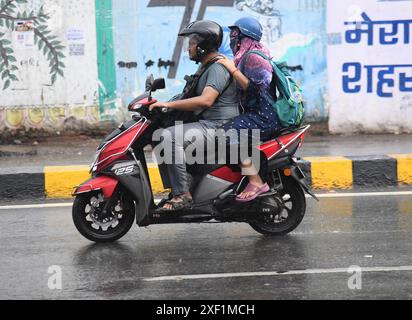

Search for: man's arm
xmin=151 ymin=86 xmax=219 ymax=111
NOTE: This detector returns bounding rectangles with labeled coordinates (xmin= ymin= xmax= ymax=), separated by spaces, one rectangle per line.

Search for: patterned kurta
xmin=222 ymin=52 xmax=282 ymax=142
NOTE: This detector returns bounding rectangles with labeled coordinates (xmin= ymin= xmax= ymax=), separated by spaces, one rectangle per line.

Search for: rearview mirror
xmin=151 ymin=78 xmax=166 ymax=92
xmin=145 ymin=74 xmax=154 ymax=91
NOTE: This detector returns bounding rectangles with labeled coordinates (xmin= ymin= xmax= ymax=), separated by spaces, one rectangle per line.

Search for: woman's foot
xmin=236 ymin=182 xmax=270 ymax=202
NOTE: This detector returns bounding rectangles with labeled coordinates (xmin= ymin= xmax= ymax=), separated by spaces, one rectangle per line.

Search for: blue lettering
xmin=343 ymin=62 xmax=362 ymax=93
xmin=400 ymin=72 xmax=412 ymax=92
xmin=377 ymin=67 xmax=396 ymax=98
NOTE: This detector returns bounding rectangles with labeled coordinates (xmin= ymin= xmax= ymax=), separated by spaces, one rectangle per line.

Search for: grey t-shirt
xmin=194 ymin=63 xmax=240 ymax=121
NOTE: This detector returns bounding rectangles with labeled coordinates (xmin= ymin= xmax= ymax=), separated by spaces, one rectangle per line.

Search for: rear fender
xmin=73 ymin=176 xmax=118 ymax=198
xmin=289 ymin=166 xmax=319 ymax=201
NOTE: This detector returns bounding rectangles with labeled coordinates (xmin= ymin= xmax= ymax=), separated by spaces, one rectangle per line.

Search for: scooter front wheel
xmin=72 ymin=192 xmax=135 ymax=243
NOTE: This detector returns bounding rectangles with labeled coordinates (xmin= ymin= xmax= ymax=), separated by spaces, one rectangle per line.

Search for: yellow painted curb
xmin=45 ymin=166 xmax=91 ymax=199
xmin=147 ymin=164 xmax=166 ymax=193
xmin=45 ymin=164 xmax=166 ymax=198
xmin=389 ymin=154 xmax=412 ymax=185
xmin=305 ymin=156 xmax=353 ymax=190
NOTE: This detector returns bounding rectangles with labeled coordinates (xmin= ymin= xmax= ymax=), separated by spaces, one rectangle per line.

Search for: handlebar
xmin=131 ymin=103 xmax=171 ymax=119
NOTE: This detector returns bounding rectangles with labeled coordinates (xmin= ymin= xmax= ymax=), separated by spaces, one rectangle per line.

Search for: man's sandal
xmin=158 ymin=195 xmax=193 ymax=212
xmin=157 ymin=193 xmax=173 ymax=208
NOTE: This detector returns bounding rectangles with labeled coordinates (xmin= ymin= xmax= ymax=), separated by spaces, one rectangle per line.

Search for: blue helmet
xmin=229 ymin=17 xmax=263 ymax=42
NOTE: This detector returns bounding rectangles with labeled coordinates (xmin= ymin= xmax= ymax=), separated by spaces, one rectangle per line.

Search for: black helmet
xmin=179 ymin=20 xmax=223 ymax=53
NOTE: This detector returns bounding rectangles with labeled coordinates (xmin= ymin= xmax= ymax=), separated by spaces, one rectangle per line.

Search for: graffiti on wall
xmin=113 ymin=0 xmax=326 ymax=120
xmin=145 ymin=0 xmax=284 ymax=78
xmin=0 ymin=0 xmax=66 ymax=90
xmin=147 ymin=0 xmax=234 ymax=79
xmin=235 ymin=0 xmax=282 ymax=43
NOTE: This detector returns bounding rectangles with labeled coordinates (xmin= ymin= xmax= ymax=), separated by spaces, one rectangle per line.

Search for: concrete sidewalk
xmin=1 ymin=131 xmax=412 ymax=200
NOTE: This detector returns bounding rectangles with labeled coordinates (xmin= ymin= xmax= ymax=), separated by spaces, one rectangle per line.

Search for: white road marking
xmin=310 ymin=191 xmax=412 ymax=198
xmin=0 ymin=203 xmax=73 ymax=210
xmin=143 ymin=265 xmax=412 ymax=282
xmin=1 ymin=190 xmax=412 ymax=210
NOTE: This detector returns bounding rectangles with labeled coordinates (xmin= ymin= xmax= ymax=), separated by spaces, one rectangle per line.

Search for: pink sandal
xmin=236 ymin=182 xmax=270 ymax=202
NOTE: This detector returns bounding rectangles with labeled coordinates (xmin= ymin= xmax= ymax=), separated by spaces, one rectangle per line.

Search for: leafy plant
xmin=0 ymin=0 xmax=66 ymax=89
xmin=0 ymin=31 xmax=18 ymax=89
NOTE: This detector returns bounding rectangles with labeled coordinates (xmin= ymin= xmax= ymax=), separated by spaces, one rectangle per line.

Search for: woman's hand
xmin=149 ymin=101 xmax=170 ymax=111
xmin=217 ymin=56 xmax=249 ymax=90
xmin=217 ymin=57 xmax=237 ymax=74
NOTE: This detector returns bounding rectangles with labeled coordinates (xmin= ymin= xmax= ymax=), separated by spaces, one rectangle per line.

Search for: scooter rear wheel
xmin=72 ymin=192 xmax=135 ymax=243
xmin=249 ymin=177 xmax=306 ymax=236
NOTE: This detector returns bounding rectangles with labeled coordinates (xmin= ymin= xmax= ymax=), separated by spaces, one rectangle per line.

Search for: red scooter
xmin=72 ymin=75 xmax=317 ymax=243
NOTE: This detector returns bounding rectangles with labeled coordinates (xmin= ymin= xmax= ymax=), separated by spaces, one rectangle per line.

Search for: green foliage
xmin=0 ymin=32 xmax=18 ymax=89
xmin=33 ymin=22 xmax=66 ymax=84
xmin=0 ymin=0 xmax=66 ymax=89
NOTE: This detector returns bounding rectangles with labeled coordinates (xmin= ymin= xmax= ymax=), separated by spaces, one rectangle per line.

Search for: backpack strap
xmin=193 ymin=55 xmax=234 ymax=120
xmin=241 ymin=50 xmax=272 ymax=72
xmin=242 ymin=50 xmax=293 ymax=99
xmin=209 ymin=55 xmax=234 ymax=97
xmin=243 ymin=50 xmax=270 ymax=61
xmin=182 ymin=54 xmax=233 ymax=98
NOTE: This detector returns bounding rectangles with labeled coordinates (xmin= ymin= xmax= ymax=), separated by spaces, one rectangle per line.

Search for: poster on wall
xmin=327 ymin=0 xmax=412 ymax=133
xmin=15 ymin=20 xmax=34 ymax=47
xmin=67 ymin=27 xmax=86 ymax=56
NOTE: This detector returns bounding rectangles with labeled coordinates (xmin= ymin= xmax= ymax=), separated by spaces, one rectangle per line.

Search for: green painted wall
xmin=95 ymin=0 xmax=117 ymax=119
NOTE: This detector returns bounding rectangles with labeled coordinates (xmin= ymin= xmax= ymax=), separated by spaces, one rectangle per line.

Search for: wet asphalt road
xmin=0 ymin=191 xmax=411 ymax=300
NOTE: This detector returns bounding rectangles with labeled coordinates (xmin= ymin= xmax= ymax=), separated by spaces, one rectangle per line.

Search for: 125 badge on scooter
xmin=112 ymin=162 xmax=138 ymax=176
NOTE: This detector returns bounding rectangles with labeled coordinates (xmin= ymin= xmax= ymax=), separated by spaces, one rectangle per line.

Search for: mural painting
xmin=0 ymin=0 xmax=330 ymax=132
xmin=112 ymin=0 xmax=327 ymax=120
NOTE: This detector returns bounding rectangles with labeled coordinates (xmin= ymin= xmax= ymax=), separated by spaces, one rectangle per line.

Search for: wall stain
xmin=158 ymin=58 xmax=175 ymax=70
xmin=145 ymin=59 xmax=155 ymax=69
xmin=117 ymin=61 xmax=138 ymax=69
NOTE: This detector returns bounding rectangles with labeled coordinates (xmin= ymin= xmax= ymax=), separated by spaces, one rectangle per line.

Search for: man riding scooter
xmin=150 ymin=20 xmax=239 ymax=211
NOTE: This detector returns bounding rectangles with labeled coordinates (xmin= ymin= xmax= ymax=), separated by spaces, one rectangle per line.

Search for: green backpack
xmin=244 ymin=50 xmax=305 ymax=128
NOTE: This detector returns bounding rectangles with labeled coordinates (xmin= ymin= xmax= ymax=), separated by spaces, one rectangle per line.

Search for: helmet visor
xmin=182 ymin=34 xmax=202 ymax=52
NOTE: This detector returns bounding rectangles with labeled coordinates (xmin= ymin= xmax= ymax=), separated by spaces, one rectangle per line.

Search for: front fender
xmin=72 ymin=176 xmax=118 ymax=198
